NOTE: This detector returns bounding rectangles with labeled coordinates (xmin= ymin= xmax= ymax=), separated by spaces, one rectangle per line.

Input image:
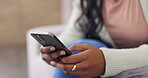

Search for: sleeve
xmin=58 ymin=0 xmax=85 ymax=45
xmin=100 ymin=44 xmax=148 ymax=77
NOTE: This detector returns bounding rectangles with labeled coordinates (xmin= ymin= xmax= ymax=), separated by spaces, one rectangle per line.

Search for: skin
xmin=40 ymin=44 xmax=106 ymax=78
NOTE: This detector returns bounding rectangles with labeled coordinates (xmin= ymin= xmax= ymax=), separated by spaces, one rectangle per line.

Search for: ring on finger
xmin=72 ymin=64 xmax=77 ymax=71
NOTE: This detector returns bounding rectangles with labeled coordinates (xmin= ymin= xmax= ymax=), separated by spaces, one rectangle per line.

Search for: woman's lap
xmin=53 ymin=39 xmax=107 ymax=78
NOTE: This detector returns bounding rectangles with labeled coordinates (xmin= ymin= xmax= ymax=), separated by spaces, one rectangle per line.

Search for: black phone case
xmin=31 ymin=32 xmax=72 ymax=56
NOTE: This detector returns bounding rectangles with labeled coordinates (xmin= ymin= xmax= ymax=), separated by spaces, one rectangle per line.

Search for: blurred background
xmin=0 ymin=0 xmax=72 ymax=78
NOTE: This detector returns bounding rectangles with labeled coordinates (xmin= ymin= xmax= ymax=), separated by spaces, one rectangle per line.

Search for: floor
xmin=0 ymin=45 xmax=27 ymax=78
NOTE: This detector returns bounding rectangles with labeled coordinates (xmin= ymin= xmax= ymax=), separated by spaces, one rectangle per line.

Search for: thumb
xmin=68 ymin=44 xmax=93 ymax=52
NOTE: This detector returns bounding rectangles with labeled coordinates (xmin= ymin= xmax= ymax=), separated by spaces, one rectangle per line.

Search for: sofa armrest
xmin=26 ymin=24 xmax=65 ymax=78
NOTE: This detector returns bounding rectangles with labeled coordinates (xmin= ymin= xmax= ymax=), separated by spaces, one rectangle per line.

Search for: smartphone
xmin=30 ymin=32 xmax=72 ymax=56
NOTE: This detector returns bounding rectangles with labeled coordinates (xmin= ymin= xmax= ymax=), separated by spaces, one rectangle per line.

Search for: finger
xmin=61 ymin=59 xmax=90 ymax=71
xmin=68 ymin=44 xmax=93 ymax=52
xmin=63 ymin=69 xmax=90 ymax=77
xmin=41 ymin=47 xmax=67 ymax=62
xmin=40 ymin=46 xmax=55 ymax=54
xmin=49 ymin=50 xmax=66 ymax=60
xmin=55 ymin=62 xmax=84 ymax=72
xmin=61 ymin=52 xmax=86 ymax=63
xmin=50 ymin=61 xmax=57 ymax=67
xmin=52 ymin=62 xmax=91 ymax=76
xmin=55 ymin=63 xmax=79 ymax=72
xmin=42 ymin=53 xmax=52 ymax=63
xmin=64 ymin=70 xmax=84 ymax=76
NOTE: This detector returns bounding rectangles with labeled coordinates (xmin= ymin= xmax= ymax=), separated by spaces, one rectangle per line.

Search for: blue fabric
xmin=53 ymin=39 xmax=107 ymax=78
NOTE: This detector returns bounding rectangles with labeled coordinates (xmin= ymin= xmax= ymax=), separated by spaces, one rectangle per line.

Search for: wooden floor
xmin=0 ymin=46 xmax=27 ymax=78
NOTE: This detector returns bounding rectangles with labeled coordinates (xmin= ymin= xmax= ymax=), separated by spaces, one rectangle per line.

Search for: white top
xmin=59 ymin=0 xmax=148 ymax=77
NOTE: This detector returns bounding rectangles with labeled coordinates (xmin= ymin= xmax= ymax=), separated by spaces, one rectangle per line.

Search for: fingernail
xmin=60 ymin=51 xmax=66 ymax=55
xmin=51 ymin=61 xmax=56 ymax=66
xmin=50 ymin=47 xmax=55 ymax=51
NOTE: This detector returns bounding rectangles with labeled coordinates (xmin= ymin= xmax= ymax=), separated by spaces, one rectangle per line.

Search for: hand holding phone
xmin=31 ymin=32 xmax=72 ymax=57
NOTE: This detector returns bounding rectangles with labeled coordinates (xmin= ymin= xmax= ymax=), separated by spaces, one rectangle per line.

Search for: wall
xmin=0 ymin=0 xmax=61 ymax=46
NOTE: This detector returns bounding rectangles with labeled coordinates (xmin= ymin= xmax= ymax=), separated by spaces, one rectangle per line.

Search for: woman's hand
xmin=40 ymin=46 xmax=66 ymax=65
xmin=50 ymin=44 xmax=106 ymax=78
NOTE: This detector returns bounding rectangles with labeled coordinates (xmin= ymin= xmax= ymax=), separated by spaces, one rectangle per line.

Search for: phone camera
xmin=36 ymin=35 xmax=46 ymax=43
